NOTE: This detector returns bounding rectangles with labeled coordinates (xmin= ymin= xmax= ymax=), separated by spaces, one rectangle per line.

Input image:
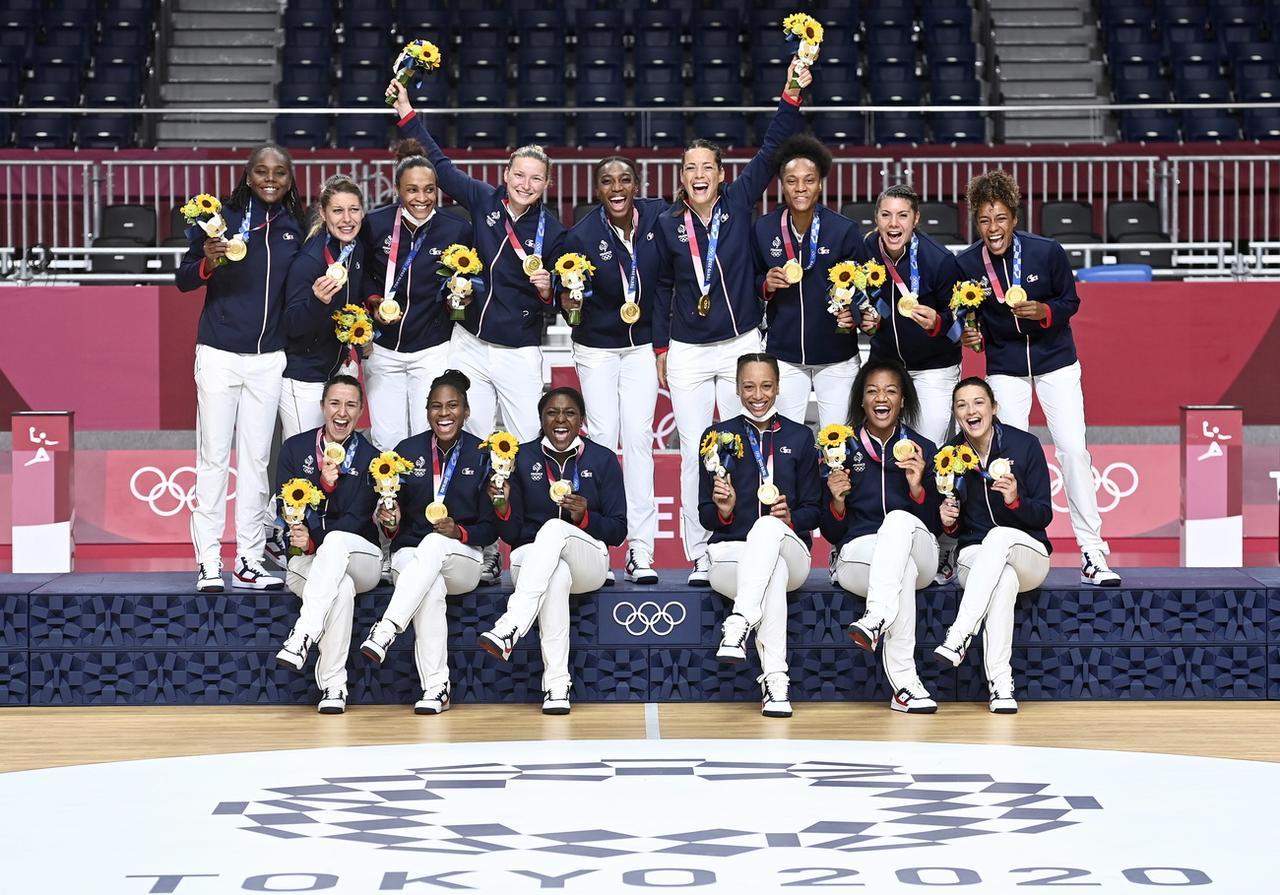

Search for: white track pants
xmin=385 ymin=534 xmax=484 ymax=690
xmin=834 ymin=510 xmax=939 ymax=692
xmin=496 ymin=519 xmax=609 ymax=691
xmin=708 ymin=515 xmax=810 ymax=677
xmin=450 ymin=325 xmax=543 ymax=442
xmin=278 ymin=377 xmax=325 ymax=442
xmin=910 ymin=363 xmax=961 ymax=447
xmin=573 ymin=342 xmax=659 ymax=559
xmin=666 ymin=330 xmax=762 ymax=561
xmin=775 ymin=355 xmax=862 ymax=428
xmin=286 ymin=531 xmax=382 ymax=694
xmin=365 ymin=341 xmax=453 ymax=451
xmin=191 ymin=344 xmax=285 ymax=566
xmin=989 ymin=361 xmax=1106 ymax=553
xmin=951 ymin=526 xmax=1051 ymax=696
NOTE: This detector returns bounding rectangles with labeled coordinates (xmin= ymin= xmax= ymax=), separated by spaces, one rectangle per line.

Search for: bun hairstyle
xmin=394 ymin=138 xmax=437 ymax=188
xmin=428 ymin=368 xmax=472 ymax=409
xmin=306 ymin=174 xmax=364 ymax=239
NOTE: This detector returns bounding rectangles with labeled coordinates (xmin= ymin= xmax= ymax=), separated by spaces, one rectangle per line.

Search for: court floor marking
xmin=644 ymin=702 xmax=661 ymax=739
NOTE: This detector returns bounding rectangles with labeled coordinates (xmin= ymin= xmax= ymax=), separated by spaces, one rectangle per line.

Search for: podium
xmin=11 ymin=411 xmax=74 ymax=573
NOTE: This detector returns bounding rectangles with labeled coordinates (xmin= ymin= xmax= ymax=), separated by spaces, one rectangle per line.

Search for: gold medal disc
xmin=696 ymin=293 xmax=711 ymax=317
xmin=522 ymin=255 xmax=543 ymax=276
xmin=549 ymin=480 xmax=572 ymax=503
xmin=1005 ymin=285 xmax=1028 ymax=306
xmin=224 ymin=236 xmax=247 ymax=262
xmin=757 ymin=482 xmax=780 ymax=505
xmin=322 ymin=442 xmax=346 ymax=464
xmin=379 ymin=298 xmax=401 ymax=321
xmin=619 ymin=301 xmax=641 ymax=324
xmin=782 ymin=259 xmax=803 ymax=284
xmin=989 ymin=458 xmax=1013 ymax=480
xmin=326 ymin=262 xmax=348 ymax=286
xmin=892 ymin=440 xmax=916 ymax=462
xmin=897 ymin=293 xmax=919 ymax=317
xmin=425 ymin=501 xmax=449 ymax=523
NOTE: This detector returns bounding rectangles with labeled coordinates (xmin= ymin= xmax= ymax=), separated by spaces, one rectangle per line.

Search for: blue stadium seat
xmin=1112 ymin=61 xmax=1169 ymax=102
xmin=575 ymin=59 xmax=627 ymax=145
xmin=335 ymin=114 xmax=390 ymax=149
xmin=749 ymin=1 xmax=794 ymax=30
xmin=77 ymin=113 xmax=136 ymax=148
xmin=698 ymin=112 xmax=746 ymax=146
xmin=1217 ymin=22 xmax=1257 ymax=55
xmin=102 ymin=0 xmax=153 ymax=29
xmin=2 ymin=0 xmax=40 ymax=29
xmin=635 ymin=60 xmax=686 ymax=148
xmin=812 ymin=0 xmax=862 ymax=28
xmin=1173 ymin=61 xmax=1230 ymax=102
xmin=1160 ymin=1 xmax=1210 ymax=26
xmin=282 ymin=28 xmax=331 ymax=69
xmin=693 ymin=62 xmax=743 ymax=105
xmin=33 ymin=43 xmax=82 ymax=68
xmin=14 ymin=114 xmax=72 ymax=147
xmin=279 ymin=70 xmax=330 ymax=106
xmin=811 ymin=112 xmax=866 ymax=146
xmin=931 ymin=111 xmax=986 ymax=144
xmin=751 ymin=26 xmax=790 ymax=67
xmin=285 ymin=0 xmax=334 ymax=30
xmin=0 ymin=26 xmax=36 ymax=58
xmin=1180 ymin=108 xmax=1240 ymax=140
xmin=926 ymin=24 xmax=973 ymax=54
xmin=873 ymin=112 xmax=925 ymax=145
xmin=865 ymin=0 xmax=912 ymax=28
xmin=922 ymin=0 xmax=973 ymax=28
xmin=1162 ymin=21 xmax=1208 ymax=53
xmin=634 ymin=10 xmax=684 ymax=68
xmin=1235 ymin=60 xmax=1280 ymax=100
xmin=26 ymin=63 xmax=80 ymax=105
xmin=1212 ymin=0 xmax=1264 ymax=24
xmin=817 ymin=23 xmax=858 ymax=67
xmin=342 ymin=5 xmax=391 ymax=31
xmin=1102 ymin=0 xmax=1152 ymax=29
xmin=576 ymin=112 xmax=627 ymax=147
xmin=456 ymin=69 xmax=508 ymax=148
xmin=457 ymin=28 xmax=510 ymax=69
xmin=94 ymin=26 xmax=148 ymax=64
xmin=275 ymin=113 xmax=331 ymax=148
xmin=337 ymin=68 xmax=386 ymax=106
xmin=870 ymin=64 xmax=920 ymax=104
xmin=1120 ymin=109 xmax=1180 ymax=141
xmin=1169 ymin=40 xmax=1222 ymax=65
xmin=1107 ymin=24 xmax=1161 ymax=62
xmin=752 ymin=61 xmax=790 ymax=123
xmin=517 ymin=61 xmax=564 ymax=109
xmin=575 ymin=8 xmax=625 ymax=67
xmin=867 ymin=27 xmax=915 ymax=67
xmin=636 ymin=111 xmax=685 ymax=148
xmin=930 ymin=62 xmax=980 ymax=104
xmin=341 ymin=27 xmax=391 ymax=69
xmin=809 ymin=60 xmax=860 ymax=107
xmin=691 ymin=12 xmax=742 ymax=68
xmin=0 ymin=59 xmax=21 ymax=103
xmin=517 ymin=13 xmax=565 ymax=68
xmin=1231 ymin=40 xmax=1272 ymax=61
xmin=44 ymin=26 xmax=91 ymax=54
xmin=45 ymin=0 xmax=99 ymax=29
xmin=1243 ymin=107 xmax=1280 ymax=139
xmin=90 ymin=61 xmax=143 ymax=100
xmin=517 ymin=112 xmax=565 ymax=147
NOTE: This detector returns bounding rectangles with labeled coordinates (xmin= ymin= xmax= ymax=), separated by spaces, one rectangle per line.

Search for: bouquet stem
xmin=385 ymin=70 xmax=413 ymax=107
xmin=567 ymin=308 xmax=582 ymax=326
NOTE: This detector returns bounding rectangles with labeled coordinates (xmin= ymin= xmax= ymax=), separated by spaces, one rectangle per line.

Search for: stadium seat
xmin=1243 ymin=107 xmax=1280 ymax=138
xmin=517 ymin=113 xmax=566 ymax=147
xmin=1058 ymin=233 xmax=1104 ymax=270
xmin=694 ymin=62 xmax=743 ymax=106
xmin=1107 ymin=201 xmax=1165 ymax=240
xmin=94 ymin=26 xmax=148 ymax=64
xmin=634 ymin=9 xmax=684 ymax=68
xmin=282 ymin=28 xmax=331 ymax=69
xmin=45 ymin=0 xmax=99 ymax=29
xmin=397 ymin=2 xmax=450 ymax=35
xmin=691 ymin=9 xmax=742 ymax=68
xmin=91 ymin=237 xmax=147 ymax=275
xmin=1040 ymin=201 xmax=1098 ymax=239
xmin=341 ymin=5 xmax=391 ymax=31
xmin=275 ymin=113 xmax=331 ymax=148
xmin=341 ymin=27 xmax=391 ymax=70
xmin=517 ymin=14 xmax=565 ymax=68
xmin=923 ymin=0 xmax=973 ymax=28
xmin=456 ymin=69 xmax=508 ymax=148
xmin=102 ymin=0 xmax=153 ymax=29
xmin=816 ymin=23 xmax=858 ymax=67
xmin=811 ymin=112 xmax=866 ymax=146
xmin=285 ymin=0 xmax=334 ymax=30
xmin=575 ymin=9 xmax=625 ymax=67
xmin=1181 ymin=109 xmax=1240 ymax=140
xmin=699 ymin=113 xmax=747 ymax=146
xmin=337 ymin=68 xmax=387 ymax=106
xmin=335 ymin=114 xmax=390 ymax=150
xmin=77 ymin=113 xmax=136 ymax=149
xmin=0 ymin=26 xmax=35 ymax=59
xmin=634 ymin=61 xmax=684 ymax=148
xmin=931 ymin=111 xmax=985 ymax=144
xmin=1113 ymin=233 xmax=1173 ymax=269
xmin=518 ymin=62 xmax=566 ymax=108
xmin=575 ymin=61 xmax=626 ymax=147
xmin=930 ymin=62 xmax=981 ymax=104
xmin=279 ymin=71 xmax=331 ymax=106
xmin=1173 ymin=61 xmax=1231 ymax=102
xmin=1120 ymin=110 xmax=1180 ymax=141
xmin=872 ymin=112 xmax=925 ymax=145
xmin=44 ymin=26 xmax=91 ymax=55
xmin=870 ymin=64 xmax=921 ymax=104
xmin=2 ymin=0 xmax=40 ymax=28
xmin=576 ymin=112 xmax=626 ymax=147
xmin=1112 ymin=61 xmax=1169 ymax=102
xmin=1169 ymin=40 xmax=1223 ymax=65
xmin=26 ymin=64 xmax=80 ymax=106
xmin=841 ymin=202 xmax=876 ymax=230
xmin=15 ymin=114 xmax=72 ymax=147
xmin=866 ymin=0 xmax=913 ymax=29
xmin=101 ymin=205 xmax=157 ymax=244
xmin=867 ymin=31 xmax=916 ymax=68
xmin=919 ymin=203 xmax=961 ymax=237
xmin=1234 ymin=60 xmax=1280 ymax=101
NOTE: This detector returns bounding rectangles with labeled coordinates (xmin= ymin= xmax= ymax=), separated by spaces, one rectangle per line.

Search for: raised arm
xmin=725 ymin=61 xmax=810 ymax=203
xmin=388 ymin=79 xmax=494 ymax=213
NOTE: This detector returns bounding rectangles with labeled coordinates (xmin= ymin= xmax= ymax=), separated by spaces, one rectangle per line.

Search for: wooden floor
xmin=1 ymin=702 xmax=1277 ymax=773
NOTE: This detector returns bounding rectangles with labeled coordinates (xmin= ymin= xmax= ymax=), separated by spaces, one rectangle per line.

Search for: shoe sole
xmin=891 ymin=701 xmax=938 ymax=714
xmin=415 ymin=703 xmax=450 ymax=715
xmin=687 ymin=578 xmax=711 ymax=587
xmin=626 ymin=572 xmax=660 ymax=584
xmin=933 ymin=648 xmax=962 ymax=668
xmin=990 ymin=706 xmax=1019 ymax=715
xmin=276 ymin=655 xmax=304 ymax=672
xmin=715 ymin=649 xmax=746 ymax=664
xmin=1081 ymin=576 xmax=1122 ymax=587
xmin=359 ymin=643 xmax=386 ymax=664
xmin=542 ymin=706 xmax=571 ymax=715
xmin=847 ymin=626 xmax=879 ymax=653
xmin=196 ymin=583 xmax=225 ymax=593
xmin=232 ymin=578 xmax=284 ymax=591
xmin=762 ymin=708 xmax=793 ymax=718
xmin=478 ymin=635 xmax=510 ymax=662
xmin=317 ymin=705 xmax=345 ymax=715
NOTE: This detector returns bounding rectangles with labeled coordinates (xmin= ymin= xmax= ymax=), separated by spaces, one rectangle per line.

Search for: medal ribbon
xmin=383 ymin=209 xmax=431 ymax=302
xmin=602 ymin=206 xmax=641 ymax=303
xmin=780 ymin=208 xmax=821 ymax=273
xmin=314 ymin=429 xmax=357 ymax=475
xmin=502 ymin=200 xmax=546 ymax=264
xmin=324 ymin=238 xmax=356 ymax=270
xmin=545 ymin=444 xmax=583 ymax=492
xmin=682 ymin=203 xmax=722 ymax=300
xmin=877 ymin=235 xmax=919 ymax=319
xmin=981 ymin=234 xmax=1021 ymax=304
xmin=744 ymin=424 xmax=775 ymax=490
xmin=857 ymin=423 xmax=905 ymax=466
xmin=432 ymin=437 xmax=462 ymax=502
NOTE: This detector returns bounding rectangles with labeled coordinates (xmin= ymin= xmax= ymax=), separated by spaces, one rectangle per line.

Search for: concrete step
xmin=156 ymin=118 xmax=271 ymax=147
xmin=1003 ymin=113 xmax=1111 ymax=143
xmin=1000 ymin=79 xmax=1105 ymax=99
xmin=160 ymin=81 xmax=276 ymax=103
xmin=999 ymin=59 xmax=1104 ymax=82
xmin=166 ymin=46 xmax=278 ymax=66
xmin=993 ymin=7 xmax=1087 ymax=26
xmin=172 ymin=10 xmax=277 ymax=30
xmin=176 ymin=0 xmax=279 ymax=12
xmin=994 ymin=24 xmax=1097 ymax=46
xmin=165 ymin=63 xmax=280 ymax=83
xmin=997 ymin=43 xmax=1094 ymax=63
xmin=989 ymin=0 xmax=1091 ymax=10
xmin=171 ymin=29 xmax=277 ymax=48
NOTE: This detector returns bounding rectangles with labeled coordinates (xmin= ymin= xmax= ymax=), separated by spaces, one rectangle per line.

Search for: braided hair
xmin=225 ymin=143 xmax=306 ymax=222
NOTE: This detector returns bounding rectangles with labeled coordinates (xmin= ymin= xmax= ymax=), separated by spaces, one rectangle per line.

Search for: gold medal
xmin=897 ymin=293 xmax=918 ymax=317
xmin=549 ymin=479 xmax=572 ymax=503
xmin=782 ymin=259 xmax=803 ymax=284
xmin=522 ymin=254 xmax=543 ymax=276
xmin=322 ymin=442 xmax=346 ymax=464
xmin=696 ymin=293 xmax=711 ymax=317
xmin=1005 ymin=285 xmax=1028 ymax=306
xmin=378 ymin=298 xmax=401 ymax=322
xmin=425 ymin=501 xmax=449 ymax=523
xmin=892 ymin=440 xmax=917 ymax=462
xmin=326 ymin=262 xmax=348 ymax=286
xmin=224 ymin=236 xmax=247 ymax=262
xmin=989 ymin=458 xmax=1012 ymax=479
xmin=619 ymin=301 xmax=641 ymax=324
xmin=757 ymin=482 xmax=780 ymax=505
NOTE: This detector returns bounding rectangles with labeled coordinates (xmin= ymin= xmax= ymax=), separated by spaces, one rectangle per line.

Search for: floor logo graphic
xmin=214 ymin=756 xmax=1102 ymax=856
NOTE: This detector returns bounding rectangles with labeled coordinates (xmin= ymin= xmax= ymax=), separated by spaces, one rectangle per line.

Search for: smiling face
xmin=595 ymin=161 xmax=638 ymax=224
xmin=861 ymin=368 xmax=904 ymax=435
xmin=397 ymin=165 xmax=437 ymax=221
xmin=504 ymin=156 xmax=549 ymax=214
xmin=737 ymin=361 xmax=779 ymax=420
xmin=247 ymin=148 xmax=291 ymax=206
xmin=321 ymin=383 xmax=362 ymax=442
xmin=540 ymin=394 xmax=582 ymax=451
xmin=876 ymin=196 xmax=919 ymax=256
xmin=953 ymin=383 xmax=997 ymax=443
xmin=680 ymin=148 xmax=724 ymax=210
xmin=322 ymin=188 xmax=363 ymax=243
xmin=427 ymin=384 xmax=468 ymax=445
xmin=976 ymin=200 xmax=1017 ymax=257
xmin=781 ymin=157 xmax=822 ymax=216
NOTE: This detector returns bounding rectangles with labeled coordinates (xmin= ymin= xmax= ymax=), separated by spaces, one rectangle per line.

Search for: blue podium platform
xmin=0 ymin=569 xmax=1277 ymax=706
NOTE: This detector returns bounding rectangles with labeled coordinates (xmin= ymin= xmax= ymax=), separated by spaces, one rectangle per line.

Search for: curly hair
xmin=965 ymin=170 xmax=1021 ymax=223
xmin=773 ymin=133 xmax=833 ymax=179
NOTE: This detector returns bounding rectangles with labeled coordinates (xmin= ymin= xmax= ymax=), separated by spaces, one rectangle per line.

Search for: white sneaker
xmin=989 ymin=688 xmax=1019 ymax=714
xmin=542 ymin=684 xmax=571 ymax=715
xmin=360 ymin=619 xmax=398 ymax=664
xmin=196 ymin=562 xmax=224 ymax=593
xmin=1081 ymin=549 xmax=1121 ymax=587
xmin=687 ymin=554 xmax=710 ymax=586
xmin=232 ymin=555 xmax=284 ymax=591
xmin=760 ymin=672 xmax=793 ymax=718
xmin=934 ymin=541 xmax=958 ymax=586
xmin=478 ymin=625 xmax=518 ymax=662
xmin=479 ymin=544 xmax=501 ymax=586
xmin=380 ymin=551 xmax=394 ymax=587
xmin=264 ymin=527 xmax=288 ymax=569
xmin=415 ymin=682 xmax=451 ymax=715
xmin=891 ymin=685 xmax=938 ymax=714
xmin=933 ymin=630 xmax=971 ymax=668
xmin=317 ymin=688 xmax=346 ymax=714
xmin=625 ymin=548 xmax=659 ymax=584
xmin=604 ymin=570 xmax=617 ymax=587
xmin=276 ymin=627 xmax=312 ymax=672
xmin=847 ymin=612 xmax=885 ymax=653
xmin=716 ymin=612 xmax=750 ymax=663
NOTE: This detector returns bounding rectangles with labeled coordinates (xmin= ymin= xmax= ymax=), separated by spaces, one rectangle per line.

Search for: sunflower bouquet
xmin=439 ymin=243 xmax=484 ymax=321
xmin=554 ymin=253 xmax=598 ymax=326
xmin=369 ymin=451 xmax=414 ymax=510
xmin=782 ymin=13 xmax=823 ymax=88
xmin=699 ymin=430 xmax=744 ymax=478
xmin=826 ymin=261 xmax=865 ymax=333
xmin=933 ymin=445 xmax=976 ymax=497
xmin=479 ymin=430 xmax=519 ymax=511
xmin=950 ymin=279 xmax=986 ymax=353
xmin=181 ymin=192 xmax=230 ymax=262
xmin=817 ymin=423 xmax=855 ymax=496
xmin=279 ymin=478 xmax=323 ymax=552
xmin=385 ymin=38 xmax=442 ymax=107
xmin=333 ymin=303 xmax=374 ymax=346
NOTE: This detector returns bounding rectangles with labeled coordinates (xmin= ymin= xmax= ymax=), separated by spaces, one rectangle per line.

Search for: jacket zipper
xmin=257 ymin=215 xmax=271 ymax=353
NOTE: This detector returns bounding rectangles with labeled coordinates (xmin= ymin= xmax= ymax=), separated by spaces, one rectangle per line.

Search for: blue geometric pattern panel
xmin=0 ymin=651 xmax=29 ymax=705
xmin=0 ymin=592 xmax=26 ymax=648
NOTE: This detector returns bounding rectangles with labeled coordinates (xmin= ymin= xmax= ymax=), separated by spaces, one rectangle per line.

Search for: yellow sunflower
xmin=934 ymin=446 xmax=956 ymax=475
xmin=782 ymin=12 xmax=808 ymax=34
xmin=370 ymin=455 xmax=397 ymax=478
xmin=440 ymin=243 xmax=465 ymax=268
xmin=950 ymin=280 xmax=985 ymax=310
xmin=482 ymin=431 xmax=519 ymax=460
xmin=864 ymin=260 xmax=887 ymax=289
xmin=827 ymin=261 xmax=858 ymax=288
xmin=406 ymin=39 xmax=442 ymax=71
xmin=348 ymin=319 xmax=372 ymax=345
xmin=802 ymin=19 xmax=824 ymax=43
xmin=196 ymin=193 xmax=219 ymax=214
xmin=555 ymin=253 xmax=591 ymax=277
xmin=955 ymin=444 xmax=978 ymax=471
xmin=700 ymin=430 xmax=718 ymax=458
xmin=819 ymin=423 xmax=853 ymax=446
xmin=281 ymin=477 xmax=322 ymax=508
xmin=452 ymin=246 xmax=482 ymax=274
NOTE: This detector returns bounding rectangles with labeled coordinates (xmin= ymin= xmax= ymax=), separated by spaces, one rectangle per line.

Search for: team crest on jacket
xmin=530 ymin=462 xmax=544 ymax=482
xmin=413 ymin=456 xmax=427 ymax=477
xmin=769 ymin=236 xmax=783 ymax=258
xmin=676 ymin=224 xmax=688 ymax=244
xmin=851 ymin=450 xmax=865 ymax=473
xmin=302 ymin=455 xmax=315 ymax=474
xmin=381 ymin=235 xmax=392 ymax=254
xmin=598 ymin=239 xmax=612 ymax=261
xmin=485 ymin=211 xmax=501 ymax=227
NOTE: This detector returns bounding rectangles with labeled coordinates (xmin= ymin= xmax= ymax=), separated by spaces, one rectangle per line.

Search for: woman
xmin=279 ymin=175 xmax=366 ymax=439
xmin=477 ymin=387 xmax=627 ymax=715
xmin=753 ymin=134 xmax=865 ymax=427
xmin=822 ymin=358 xmax=942 ymax=714
xmin=359 ymin=140 xmax=472 ymax=452
xmin=176 ymin=143 xmax=305 ymax=594
xmin=703 ymin=354 xmax=821 ymax=719
xmin=359 ymin=370 xmax=496 ymax=714
xmin=934 ymin=377 xmax=1053 ymax=714
xmin=274 ymin=375 xmax=381 ymax=715
xmin=954 ymin=170 xmax=1120 ymax=587
xmin=654 ymin=60 xmax=812 ymax=585
xmin=560 ymin=157 xmax=666 ymax=584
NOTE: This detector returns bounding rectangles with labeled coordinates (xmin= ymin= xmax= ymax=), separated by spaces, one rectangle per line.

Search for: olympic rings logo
xmin=129 ymin=466 xmax=237 ymax=517
xmin=612 ymin=600 xmax=687 ymax=637
xmin=1047 ymin=461 xmax=1138 ymax=514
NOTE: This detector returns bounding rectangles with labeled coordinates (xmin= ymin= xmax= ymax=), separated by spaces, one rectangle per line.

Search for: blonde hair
xmin=307 ymin=174 xmax=364 ymax=239
xmin=508 ymin=143 xmax=552 ymax=176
